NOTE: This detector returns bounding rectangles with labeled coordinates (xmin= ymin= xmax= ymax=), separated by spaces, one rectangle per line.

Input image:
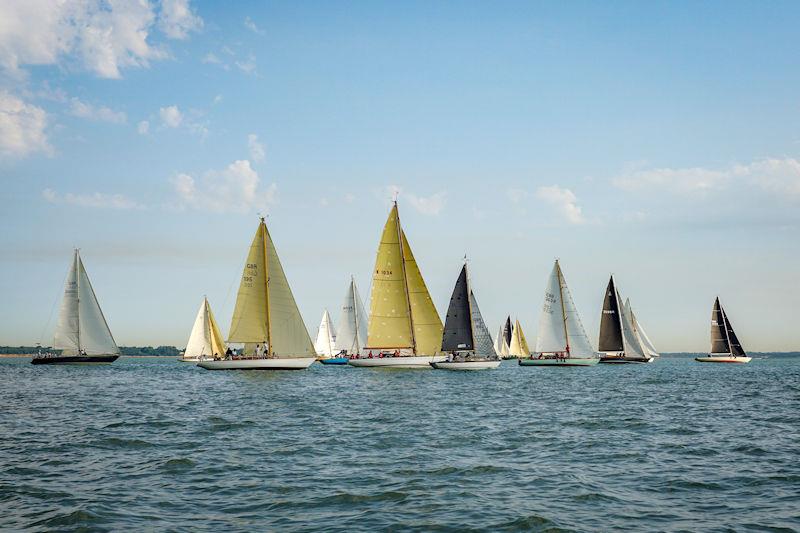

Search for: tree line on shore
xmin=0 ymin=346 xmax=181 ymax=356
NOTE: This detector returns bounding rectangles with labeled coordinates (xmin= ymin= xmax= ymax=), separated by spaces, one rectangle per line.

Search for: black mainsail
xmin=442 ymin=265 xmax=474 ymax=351
xmin=711 ymin=298 xmax=746 ymax=356
xmin=503 ymin=316 xmax=513 ymax=347
xmin=598 ymin=276 xmax=623 ymax=352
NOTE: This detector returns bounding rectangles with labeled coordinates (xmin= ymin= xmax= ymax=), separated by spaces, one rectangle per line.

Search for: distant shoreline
xmin=0 ymin=354 xmax=177 ymax=359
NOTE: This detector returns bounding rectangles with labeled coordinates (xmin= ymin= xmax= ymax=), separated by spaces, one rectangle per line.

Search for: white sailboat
xmin=598 ymin=276 xmax=653 ymax=363
xmin=519 ymin=260 xmax=599 ymax=367
xmin=180 ymin=297 xmax=226 ymax=362
xmin=696 ymin=297 xmax=751 ymax=363
xmin=431 ymin=261 xmax=500 ymax=370
xmin=320 ymin=277 xmax=368 ymax=365
xmin=198 ymin=217 xmax=316 ymax=370
xmin=314 ymin=309 xmax=337 ymax=359
xmin=32 ymin=249 xmax=120 ymax=365
xmin=349 ymin=202 xmax=445 ymax=368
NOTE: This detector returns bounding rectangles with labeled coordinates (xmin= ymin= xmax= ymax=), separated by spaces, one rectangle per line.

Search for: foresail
xmin=710 ymin=298 xmax=730 ymax=354
xmin=228 ymin=223 xmax=269 ymax=343
xmin=619 ymin=293 xmax=645 ymax=358
xmin=469 ymin=291 xmax=496 ymax=357
xmin=264 ymin=224 xmax=316 ymax=357
xmin=723 ymin=308 xmax=746 ymax=356
xmin=441 ymin=265 xmax=473 ymax=351
xmin=207 ymin=301 xmax=226 ymax=356
xmin=366 ymin=205 xmax=413 ymax=349
xmin=627 ymin=299 xmax=657 ymax=358
xmin=400 ymin=230 xmax=443 ymax=355
xmin=559 ymin=265 xmax=595 ymax=357
xmin=314 ymin=310 xmax=337 ymax=356
xmin=598 ymin=276 xmax=623 ymax=352
xmin=53 ymin=252 xmax=80 ymax=354
xmin=535 ymin=262 xmax=567 ymax=353
xmin=75 ymin=255 xmax=118 ymax=355
xmin=508 ymin=320 xmax=529 ymax=357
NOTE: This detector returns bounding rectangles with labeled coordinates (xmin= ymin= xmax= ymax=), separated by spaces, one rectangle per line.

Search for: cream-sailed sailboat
xmin=180 ymin=297 xmax=226 ymax=362
xmin=32 ymin=249 xmax=120 ymax=365
xmin=321 ymin=277 xmax=368 ymax=365
xmin=348 ymin=202 xmax=445 ymax=368
xmin=519 ymin=260 xmax=599 ymax=366
xmin=314 ymin=309 xmax=337 ymax=359
xmin=506 ymin=319 xmax=530 ymax=358
xmin=198 ymin=218 xmax=316 ymax=370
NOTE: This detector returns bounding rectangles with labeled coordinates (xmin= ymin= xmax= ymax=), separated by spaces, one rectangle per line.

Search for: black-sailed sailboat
xmin=597 ymin=275 xmax=653 ymax=364
xmin=696 ymin=298 xmax=751 ymax=363
xmin=431 ymin=261 xmax=500 ymax=370
xmin=32 ymin=250 xmax=120 ymax=365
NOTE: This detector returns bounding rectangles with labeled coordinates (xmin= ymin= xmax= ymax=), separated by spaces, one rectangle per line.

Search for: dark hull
xmin=599 ymin=356 xmax=651 ymax=364
xmin=31 ymin=355 xmax=119 ymax=365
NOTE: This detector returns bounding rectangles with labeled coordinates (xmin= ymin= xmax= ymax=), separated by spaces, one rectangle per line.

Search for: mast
xmin=75 ymin=250 xmax=81 ymax=352
xmin=351 ymin=276 xmax=360 ymax=353
xmin=395 ymin=202 xmax=416 ymax=354
xmin=556 ymin=261 xmax=570 ymax=355
xmin=262 ymin=218 xmax=272 ymax=356
xmin=464 ymin=257 xmax=477 ymax=352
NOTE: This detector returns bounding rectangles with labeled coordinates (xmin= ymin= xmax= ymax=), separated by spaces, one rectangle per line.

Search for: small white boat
xmin=313 ymin=309 xmax=337 ymax=360
xmin=431 ymin=359 xmax=501 ymax=370
xmin=350 ymin=202 xmax=444 ymax=369
xmin=198 ymin=357 xmax=315 ymax=370
xmin=696 ymin=298 xmax=751 ymax=364
xmin=180 ymin=297 xmax=226 ymax=362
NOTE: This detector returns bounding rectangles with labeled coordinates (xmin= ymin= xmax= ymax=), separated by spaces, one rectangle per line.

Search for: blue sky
xmin=1 ymin=1 xmax=798 ymax=351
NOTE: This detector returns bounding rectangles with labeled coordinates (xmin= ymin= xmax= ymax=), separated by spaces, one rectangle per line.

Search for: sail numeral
xmin=602 ymin=310 xmax=615 ymax=314
xmin=377 ymin=269 xmax=393 ymax=275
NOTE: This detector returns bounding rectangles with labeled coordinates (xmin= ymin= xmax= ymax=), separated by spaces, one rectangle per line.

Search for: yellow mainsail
xmin=508 ymin=319 xmax=530 ymax=357
xmin=365 ymin=203 xmax=442 ymax=355
xmin=228 ymin=218 xmax=315 ymax=357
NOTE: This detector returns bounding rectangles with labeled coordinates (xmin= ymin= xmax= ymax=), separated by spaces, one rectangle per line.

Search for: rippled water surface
xmin=1 ymin=356 xmax=799 ymax=531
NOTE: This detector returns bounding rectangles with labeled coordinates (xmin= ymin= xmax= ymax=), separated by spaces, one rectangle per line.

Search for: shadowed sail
xmin=365 ymin=203 xmax=443 ymax=355
xmin=184 ymin=297 xmax=226 ymax=360
xmin=228 ymin=218 xmax=315 ymax=358
xmin=54 ymin=250 xmax=119 ymax=356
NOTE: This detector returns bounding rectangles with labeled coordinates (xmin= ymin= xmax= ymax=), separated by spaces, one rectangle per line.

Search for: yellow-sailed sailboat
xmin=348 ymin=202 xmax=445 ymax=368
xmin=180 ymin=297 xmax=226 ymax=362
xmin=198 ymin=217 xmax=316 ymax=370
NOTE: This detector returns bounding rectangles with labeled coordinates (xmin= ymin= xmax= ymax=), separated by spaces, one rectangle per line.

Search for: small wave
xmin=91 ymin=437 xmax=154 ymax=449
xmin=320 ymin=490 xmax=409 ymax=504
xmin=31 ymin=509 xmax=104 ymax=528
xmin=491 ymin=514 xmax=567 ymax=532
xmin=160 ymin=458 xmax=195 ymax=472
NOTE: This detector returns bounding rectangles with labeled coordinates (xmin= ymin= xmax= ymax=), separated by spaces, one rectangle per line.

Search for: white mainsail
xmin=184 ymin=297 xmax=226 ymax=358
xmin=314 ymin=309 xmax=337 ymax=357
xmin=53 ymin=250 xmax=119 ymax=356
xmin=535 ymin=260 xmax=594 ymax=357
xmin=334 ymin=278 xmax=367 ymax=355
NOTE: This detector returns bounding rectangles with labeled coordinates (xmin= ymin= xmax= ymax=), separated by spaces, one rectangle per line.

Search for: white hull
xmin=519 ymin=357 xmax=599 ymax=367
xmin=695 ymin=356 xmax=752 ymax=364
xmin=348 ymin=355 xmax=447 ymax=368
xmin=431 ymin=360 xmax=501 ymax=370
xmin=179 ymin=356 xmax=202 ymax=362
xmin=197 ymin=357 xmax=315 ymax=370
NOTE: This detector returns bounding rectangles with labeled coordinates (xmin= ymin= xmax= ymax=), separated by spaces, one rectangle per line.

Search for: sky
xmin=1 ymin=0 xmax=798 ymax=352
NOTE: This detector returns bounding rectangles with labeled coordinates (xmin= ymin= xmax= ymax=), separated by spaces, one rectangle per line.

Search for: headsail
xmin=185 ymin=297 xmax=227 ymax=358
xmin=314 ymin=310 xmax=337 ymax=357
xmin=723 ymin=308 xmax=746 ymax=357
xmin=710 ymin=297 xmax=730 ymax=354
xmin=508 ymin=319 xmax=530 ymax=357
xmin=400 ymin=230 xmax=443 ymax=355
xmin=559 ymin=263 xmax=594 ymax=357
xmin=442 ymin=265 xmax=474 ymax=351
xmin=626 ymin=298 xmax=659 ymax=358
xmin=619 ymin=292 xmax=645 ymax=358
xmin=54 ymin=250 xmax=118 ymax=356
xmin=469 ymin=292 xmax=496 ymax=357
xmin=334 ymin=278 xmax=368 ymax=355
xmin=598 ymin=276 xmax=624 ymax=352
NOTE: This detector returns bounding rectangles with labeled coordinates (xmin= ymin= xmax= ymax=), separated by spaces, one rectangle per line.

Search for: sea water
xmin=1 ymin=356 xmax=798 ymax=531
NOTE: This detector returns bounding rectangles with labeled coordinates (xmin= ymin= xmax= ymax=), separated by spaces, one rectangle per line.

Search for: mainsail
xmin=53 ymin=250 xmax=119 ymax=356
xmin=494 ymin=326 xmax=508 ymax=356
xmin=314 ymin=309 xmax=337 ymax=357
xmin=442 ymin=265 xmax=474 ymax=351
xmin=334 ymin=278 xmax=367 ymax=355
xmin=185 ymin=297 xmax=226 ymax=358
xmin=503 ymin=316 xmax=513 ymax=348
xmin=535 ymin=260 xmax=594 ymax=357
xmin=228 ymin=218 xmax=315 ymax=358
xmin=598 ymin=276 xmax=623 ymax=352
xmin=365 ymin=203 xmax=443 ymax=355
xmin=508 ymin=319 xmax=530 ymax=357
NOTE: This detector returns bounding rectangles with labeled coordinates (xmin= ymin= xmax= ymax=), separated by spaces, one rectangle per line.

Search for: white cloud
xmin=536 ymin=185 xmax=585 ymax=225
xmin=235 ymin=54 xmax=256 ymax=74
xmin=212 ymin=94 xmax=223 ymax=104
xmin=158 ymin=0 xmax=203 ymax=40
xmin=243 ymin=16 xmax=264 ymax=35
xmin=344 ymin=193 xmax=356 ymax=203
xmin=385 ymin=185 xmax=446 ymax=215
xmin=159 ymin=105 xmax=182 ymax=128
xmin=506 ymin=188 xmax=531 ymax=204
xmin=0 ymin=0 xmax=201 ymax=79
xmin=137 ymin=120 xmax=150 ymax=134
xmin=247 ymin=133 xmax=265 ymax=162
xmin=202 ymin=52 xmax=221 ymax=64
xmin=171 ymin=159 xmax=277 ymax=213
xmin=0 ymin=90 xmax=51 ymax=158
xmin=613 ymin=157 xmax=800 ymax=198
xmin=69 ymin=97 xmax=126 ymax=123
xmin=42 ymin=188 xmax=143 ymax=209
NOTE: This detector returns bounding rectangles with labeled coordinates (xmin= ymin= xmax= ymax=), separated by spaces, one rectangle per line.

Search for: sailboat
xmin=321 ymin=277 xmax=367 ymax=365
xmin=625 ymin=298 xmax=660 ymax=359
xmin=496 ymin=316 xmax=513 ymax=359
xmin=506 ymin=319 xmax=530 ymax=358
xmin=696 ymin=297 xmax=751 ymax=363
xmin=519 ymin=260 xmax=599 ymax=367
xmin=198 ymin=217 xmax=316 ymax=370
xmin=597 ymin=276 xmax=653 ymax=364
xmin=431 ymin=262 xmax=500 ymax=370
xmin=348 ymin=202 xmax=445 ymax=368
xmin=180 ymin=297 xmax=226 ymax=362
xmin=32 ymin=250 xmax=120 ymax=365
xmin=314 ymin=309 xmax=337 ymax=360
